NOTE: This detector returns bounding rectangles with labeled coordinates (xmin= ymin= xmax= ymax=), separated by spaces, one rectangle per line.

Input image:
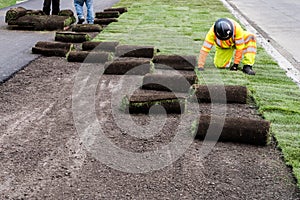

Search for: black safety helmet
xmin=214 ymin=18 xmax=234 ymax=40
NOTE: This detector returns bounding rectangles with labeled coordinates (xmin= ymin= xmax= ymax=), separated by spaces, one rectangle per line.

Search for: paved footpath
xmin=0 ymin=0 xmax=119 ymax=83
xmin=225 ymin=0 xmax=300 ymax=72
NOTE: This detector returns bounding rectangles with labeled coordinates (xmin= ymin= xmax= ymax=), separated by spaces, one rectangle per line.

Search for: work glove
xmin=230 ymin=63 xmax=239 ymax=71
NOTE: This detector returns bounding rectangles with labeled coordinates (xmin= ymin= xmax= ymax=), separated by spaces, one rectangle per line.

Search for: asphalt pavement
xmin=225 ymin=0 xmax=300 ymax=72
xmin=0 ymin=0 xmax=119 ymax=82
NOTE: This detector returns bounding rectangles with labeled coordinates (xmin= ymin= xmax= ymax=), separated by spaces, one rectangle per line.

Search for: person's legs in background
xmin=86 ymin=0 xmax=94 ymax=24
xmin=74 ymin=0 xmax=85 ymax=24
xmin=43 ymin=0 xmax=51 ymax=15
xmin=51 ymin=0 xmax=60 ymax=15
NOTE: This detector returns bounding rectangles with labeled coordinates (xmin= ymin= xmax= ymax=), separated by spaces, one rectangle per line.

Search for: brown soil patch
xmin=0 ymin=57 xmax=299 ymax=199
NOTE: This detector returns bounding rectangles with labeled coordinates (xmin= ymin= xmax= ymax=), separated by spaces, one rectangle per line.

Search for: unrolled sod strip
xmin=142 ymin=73 xmax=197 ymax=93
xmin=67 ymin=51 xmax=111 ymax=63
xmin=82 ymin=41 xmax=119 ymax=52
xmin=115 ymin=45 xmax=155 ymax=58
xmin=194 ymin=115 xmax=270 ymax=146
xmin=152 ymin=55 xmax=197 ymax=70
xmin=191 ymin=84 xmax=248 ymax=104
xmin=121 ymin=90 xmax=186 ymax=114
xmin=55 ymin=31 xmax=91 ymax=43
xmin=104 ymin=57 xmax=152 ymax=75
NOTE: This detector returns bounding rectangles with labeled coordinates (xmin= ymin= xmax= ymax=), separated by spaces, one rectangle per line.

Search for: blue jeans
xmin=74 ymin=0 xmax=94 ymax=24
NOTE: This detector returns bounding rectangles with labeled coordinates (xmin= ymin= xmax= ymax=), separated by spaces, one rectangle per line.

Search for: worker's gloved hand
xmin=230 ymin=63 xmax=239 ymax=71
xmin=198 ymin=67 xmax=204 ymax=71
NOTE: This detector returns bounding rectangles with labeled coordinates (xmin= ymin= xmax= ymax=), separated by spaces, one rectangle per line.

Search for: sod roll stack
xmin=121 ymin=90 xmax=186 ymax=114
xmin=195 ymin=115 xmax=270 ymax=146
xmin=8 ymin=15 xmax=74 ymax=30
xmin=142 ymin=73 xmax=197 ymax=93
xmin=191 ymin=84 xmax=248 ymax=104
xmin=32 ymin=41 xmax=74 ymax=57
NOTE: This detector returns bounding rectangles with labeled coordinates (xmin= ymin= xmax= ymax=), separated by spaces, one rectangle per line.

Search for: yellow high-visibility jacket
xmin=198 ymin=18 xmax=245 ymax=68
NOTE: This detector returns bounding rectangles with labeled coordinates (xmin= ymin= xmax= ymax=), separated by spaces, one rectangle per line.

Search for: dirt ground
xmin=0 ymin=56 xmax=299 ymax=199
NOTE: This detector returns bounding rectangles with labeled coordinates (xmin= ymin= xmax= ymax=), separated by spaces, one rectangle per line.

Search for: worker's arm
xmin=198 ymin=26 xmax=215 ymax=70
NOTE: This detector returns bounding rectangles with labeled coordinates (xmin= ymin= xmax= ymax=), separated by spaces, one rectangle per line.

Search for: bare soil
xmin=0 ymin=56 xmax=299 ymax=199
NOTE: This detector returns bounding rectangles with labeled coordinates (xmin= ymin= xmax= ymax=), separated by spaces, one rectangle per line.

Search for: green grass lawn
xmin=0 ymin=0 xmax=16 ymax=9
xmin=94 ymin=0 xmax=300 ymax=186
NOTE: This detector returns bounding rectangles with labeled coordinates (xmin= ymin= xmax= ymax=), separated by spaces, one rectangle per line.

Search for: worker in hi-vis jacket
xmin=198 ymin=18 xmax=256 ymax=75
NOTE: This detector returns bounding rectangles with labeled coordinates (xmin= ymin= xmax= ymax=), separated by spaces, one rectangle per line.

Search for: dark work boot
xmin=242 ymin=65 xmax=256 ymax=75
xmin=77 ymin=18 xmax=85 ymax=24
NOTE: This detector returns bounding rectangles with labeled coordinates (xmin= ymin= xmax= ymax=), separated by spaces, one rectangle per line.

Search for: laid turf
xmin=94 ymin=0 xmax=300 ymax=186
xmin=0 ymin=0 xmax=16 ymax=9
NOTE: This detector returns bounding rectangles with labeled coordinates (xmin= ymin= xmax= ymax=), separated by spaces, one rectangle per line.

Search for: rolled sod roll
xmin=5 ymin=7 xmax=27 ymax=23
xmin=142 ymin=73 xmax=197 ymax=93
xmin=104 ymin=57 xmax=152 ymax=75
xmin=82 ymin=41 xmax=119 ymax=52
xmin=94 ymin=18 xmax=118 ymax=25
xmin=104 ymin=7 xmax=128 ymax=14
xmin=67 ymin=51 xmax=111 ymax=63
xmin=32 ymin=47 xmax=69 ymax=57
xmin=55 ymin=31 xmax=91 ymax=43
xmin=194 ymin=115 xmax=270 ymax=146
xmin=191 ymin=84 xmax=248 ymax=104
xmin=153 ymin=55 xmax=197 ymax=70
xmin=25 ymin=9 xmax=44 ymax=15
xmin=121 ymin=90 xmax=186 ymax=114
xmin=10 ymin=15 xmax=74 ymax=30
xmin=34 ymin=41 xmax=74 ymax=50
xmin=115 ymin=45 xmax=155 ymax=58
xmin=95 ymin=11 xmax=120 ymax=18
xmin=71 ymin=24 xmax=102 ymax=32
xmin=58 ymin=9 xmax=74 ymax=17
